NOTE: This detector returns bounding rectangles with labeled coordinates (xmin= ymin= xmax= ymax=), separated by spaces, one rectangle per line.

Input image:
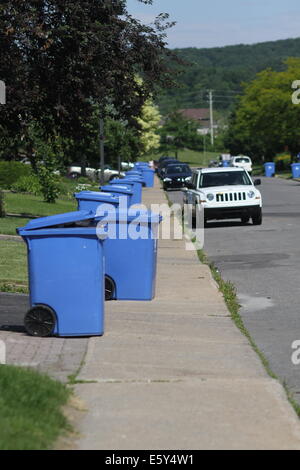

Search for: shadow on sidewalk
xmin=0 ymin=292 xmax=28 ymax=333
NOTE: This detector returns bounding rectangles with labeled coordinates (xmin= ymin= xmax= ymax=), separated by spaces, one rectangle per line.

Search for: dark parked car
xmin=157 ymin=158 xmax=177 ymax=178
xmin=162 ymin=163 xmax=192 ymax=191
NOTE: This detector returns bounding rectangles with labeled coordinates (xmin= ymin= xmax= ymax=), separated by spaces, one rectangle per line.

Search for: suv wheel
xmin=252 ymin=208 xmax=262 ymax=225
xmin=241 ymin=216 xmax=250 ymax=224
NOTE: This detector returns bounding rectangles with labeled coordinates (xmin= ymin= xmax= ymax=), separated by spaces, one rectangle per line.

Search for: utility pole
xmin=99 ymin=117 xmax=105 ymax=186
xmin=209 ymin=90 xmax=214 ymax=147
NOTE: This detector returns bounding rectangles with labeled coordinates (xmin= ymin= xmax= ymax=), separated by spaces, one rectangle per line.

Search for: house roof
xmin=178 ymin=108 xmax=210 ymax=122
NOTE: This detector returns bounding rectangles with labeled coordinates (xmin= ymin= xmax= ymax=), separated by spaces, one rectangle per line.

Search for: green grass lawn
xmin=0 ymin=192 xmax=77 ymax=237
xmin=175 ymin=150 xmax=220 ymax=167
xmin=5 ymin=192 xmax=77 ymax=217
xmin=0 ymin=240 xmax=28 ymax=292
xmin=0 ymin=365 xmax=70 ymax=450
xmin=144 ymin=149 xmax=220 ymax=167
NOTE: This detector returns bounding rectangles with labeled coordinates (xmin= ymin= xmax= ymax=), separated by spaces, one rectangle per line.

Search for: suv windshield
xmin=166 ymin=165 xmax=190 ymax=174
xmin=199 ymin=171 xmax=252 ymax=188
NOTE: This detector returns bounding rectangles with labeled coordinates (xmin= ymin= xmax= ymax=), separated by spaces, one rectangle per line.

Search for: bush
xmin=11 ymin=174 xmax=41 ymax=195
xmin=75 ymin=183 xmax=93 ymax=192
xmin=274 ymin=154 xmax=291 ymax=171
xmin=37 ymin=166 xmax=60 ymax=203
xmin=0 ymin=162 xmax=32 ymax=189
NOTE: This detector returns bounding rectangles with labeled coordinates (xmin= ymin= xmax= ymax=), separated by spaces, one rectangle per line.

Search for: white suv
xmin=230 ymin=155 xmax=252 ymax=174
xmin=183 ymin=167 xmax=262 ymax=225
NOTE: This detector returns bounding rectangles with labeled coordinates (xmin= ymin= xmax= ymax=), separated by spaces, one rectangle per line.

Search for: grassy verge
xmin=0 ymin=191 xmax=78 ymax=237
xmin=0 ymin=216 xmax=31 ymax=236
xmin=0 ymin=240 xmax=28 ymax=293
xmin=144 ymin=149 xmax=220 ymax=167
xmin=4 ymin=192 xmax=77 ymax=218
xmin=0 ymin=365 xmax=70 ymax=450
xmin=175 ymin=150 xmax=219 ymax=167
xmin=197 ymin=248 xmax=300 ymax=417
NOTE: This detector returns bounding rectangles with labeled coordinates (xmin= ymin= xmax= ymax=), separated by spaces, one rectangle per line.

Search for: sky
xmin=126 ymin=0 xmax=300 ymax=49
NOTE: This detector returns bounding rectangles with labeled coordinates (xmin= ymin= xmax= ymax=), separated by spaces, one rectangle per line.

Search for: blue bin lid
xmin=95 ymin=208 xmax=162 ymax=224
xmin=74 ymin=191 xmax=120 ymax=203
xmin=17 ymin=210 xmax=95 ymax=233
xmin=100 ymin=185 xmax=133 ymax=195
xmin=109 ymin=178 xmax=144 ymax=186
xmin=139 ymin=167 xmax=154 ymax=172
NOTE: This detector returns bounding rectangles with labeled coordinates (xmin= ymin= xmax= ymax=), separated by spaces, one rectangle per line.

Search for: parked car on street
xmin=67 ymin=164 xmax=125 ymax=181
xmin=183 ymin=167 xmax=262 ymax=225
xmin=157 ymin=158 xmax=178 ymax=178
xmin=230 ymin=155 xmax=252 ymax=174
xmin=121 ymin=162 xmax=134 ymax=170
xmin=162 ymin=163 xmax=192 ymax=191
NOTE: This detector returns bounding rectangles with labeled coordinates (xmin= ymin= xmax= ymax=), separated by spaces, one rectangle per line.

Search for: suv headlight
xmin=247 ymin=191 xmax=255 ymax=198
xmin=163 ymin=177 xmax=172 ymax=182
xmin=206 ymin=193 xmax=214 ymax=201
xmin=185 ymin=176 xmax=191 ymax=181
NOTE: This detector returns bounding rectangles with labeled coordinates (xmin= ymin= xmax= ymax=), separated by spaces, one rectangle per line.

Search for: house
xmin=178 ymin=108 xmax=215 ymax=135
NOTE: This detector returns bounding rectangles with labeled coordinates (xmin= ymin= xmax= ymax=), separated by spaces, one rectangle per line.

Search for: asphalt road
xmin=168 ymin=177 xmax=300 ymax=403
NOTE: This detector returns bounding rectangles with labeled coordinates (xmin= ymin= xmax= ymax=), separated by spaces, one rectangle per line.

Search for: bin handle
xmin=26 ymin=238 xmax=32 ymax=251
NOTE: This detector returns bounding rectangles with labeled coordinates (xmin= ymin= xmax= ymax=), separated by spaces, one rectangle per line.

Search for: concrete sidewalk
xmin=72 ymin=179 xmax=300 ymax=450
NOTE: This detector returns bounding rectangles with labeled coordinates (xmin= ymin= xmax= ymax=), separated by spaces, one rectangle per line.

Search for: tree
xmin=224 ymin=58 xmax=300 ymax=161
xmin=159 ymin=112 xmax=203 ymax=157
xmin=0 ymin=0 xmax=178 ymax=170
xmin=137 ymin=99 xmax=161 ymax=155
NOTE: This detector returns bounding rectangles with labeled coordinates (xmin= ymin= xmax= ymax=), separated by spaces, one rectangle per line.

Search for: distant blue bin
xmin=222 ymin=160 xmax=230 ymax=167
xmin=96 ymin=208 xmax=162 ymax=300
xmin=100 ymin=184 xmax=134 ymax=207
xmin=139 ymin=167 xmax=155 ymax=187
xmin=291 ymin=163 xmax=300 ymax=178
xmin=74 ymin=191 xmax=120 ymax=212
xmin=17 ymin=211 xmax=106 ymax=337
xmin=109 ymin=178 xmax=143 ymax=204
xmin=264 ymin=162 xmax=275 ymax=177
xmin=134 ymin=162 xmax=149 ymax=169
xmin=126 ymin=170 xmax=143 ymax=177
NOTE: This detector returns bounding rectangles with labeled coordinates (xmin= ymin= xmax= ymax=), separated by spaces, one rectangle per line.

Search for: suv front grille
xmin=216 ymin=192 xmax=247 ymax=203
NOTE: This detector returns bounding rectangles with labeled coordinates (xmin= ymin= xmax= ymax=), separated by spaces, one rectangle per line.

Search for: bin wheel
xmin=105 ymin=276 xmax=115 ymax=301
xmin=24 ymin=305 xmax=56 ymax=337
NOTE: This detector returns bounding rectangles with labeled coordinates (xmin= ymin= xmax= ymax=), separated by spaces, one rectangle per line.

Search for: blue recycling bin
xmin=109 ymin=178 xmax=143 ymax=205
xmin=139 ymin=167 xmax=155 ymax=187
xmin=264 ymin=162 xmax=275 ymax=177
xmin=74 ymin=190 xmax=120 ymax=212
xmin=291 ymin=163 xmax=300 ymax=178
xmin=134 ymin=162 xmax=149 ymax=169
xmin=95 ymin=208 xmax=162 ymax=301
xmin=100 ymin=184 xmax=134 ymax=207
xmin=126 ymin=170 xmax=143 ymax=177
xmin=222 ymin=160 xmax=230 ymax=167
xmin=17 ymin=211 xmax=106 ymax=337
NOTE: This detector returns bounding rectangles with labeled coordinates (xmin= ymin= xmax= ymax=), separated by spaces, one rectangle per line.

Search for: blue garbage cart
xmin=96 ymin=208 xmax=162 ymax=301
xmin=134 ymin=162 xmax=149 ymax=169
xmin=264 ymin=162 xmax=275 ymax=177
xmin=17 ymin=211 xmax=106 ymax=337
xmin=100 ymin=184 xmax=135 ymax=207
xmin=74 ymin=190 xmax=120 ymax=212
xmin=126 ymin=170 xmax=143 ymax=177
xmin=291 ymin=163 xmax=300 ymax=178
xmin=139 ymin=167 xmax=155 ymax=187
xmin=109 ymin=178 xmax=143 ymax=205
